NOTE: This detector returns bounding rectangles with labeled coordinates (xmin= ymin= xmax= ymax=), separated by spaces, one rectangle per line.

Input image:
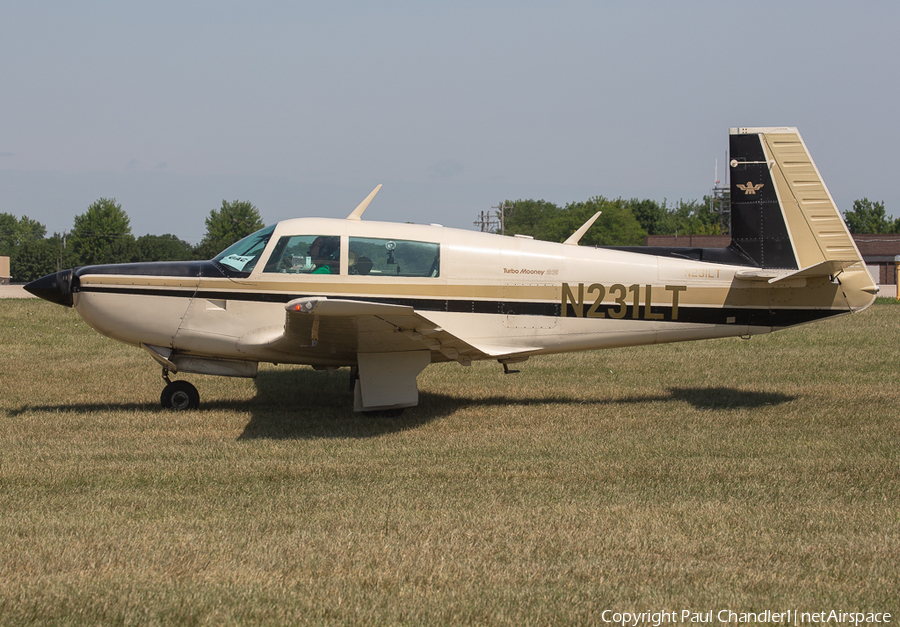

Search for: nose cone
xmin=24 ymin=269 xmax=76 ymax=307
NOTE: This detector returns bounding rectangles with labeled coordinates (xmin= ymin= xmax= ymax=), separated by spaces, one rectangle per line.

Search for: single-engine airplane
xmin=26 ymin=127 xmax=877 ymax=412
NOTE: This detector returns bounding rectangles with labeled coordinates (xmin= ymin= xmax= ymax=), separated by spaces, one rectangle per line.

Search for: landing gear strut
xmin=160 ymin=368 xmax=200 ymax=410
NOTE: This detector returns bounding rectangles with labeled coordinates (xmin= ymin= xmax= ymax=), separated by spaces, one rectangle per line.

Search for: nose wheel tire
xmin=161 ymin=380 xmax=200 ymax=410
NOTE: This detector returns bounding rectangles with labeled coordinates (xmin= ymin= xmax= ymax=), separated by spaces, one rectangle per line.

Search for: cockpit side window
xmin=262 ymin=235 xmax=341 ymax=274
xmin=213 ymin=224 xmax=276 ymax=274
xmin=348 ymin=237 xmax=440 ymax=277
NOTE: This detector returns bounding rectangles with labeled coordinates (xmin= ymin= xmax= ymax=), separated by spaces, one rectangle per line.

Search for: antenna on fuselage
xmin=563 ymin=211 xmax=602 ymax=246
xmin=346 ymin=184 xmax=383 ymax=221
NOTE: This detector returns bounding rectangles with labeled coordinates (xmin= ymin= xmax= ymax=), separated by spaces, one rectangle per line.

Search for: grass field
xmin=1 ymin=298 xmax=898 ymax=626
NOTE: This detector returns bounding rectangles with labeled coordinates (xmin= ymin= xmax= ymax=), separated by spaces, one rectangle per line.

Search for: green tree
xmin=0 ymin=213 xmax=47 ymax=257
xmin=70 ymin=198 xmax=136 ymax=266
xmin=0 ymin=213 xmax=15 ymax=256
xmin=653 ymin=198 xmax=723 ymax=236
xmin=842 ymin=198 xmax=897 ymax=233
xmin=135 ymin=234 xmax=195 ymax=262
xmin=196 ymin=200 xmax=264 ymax=259
xmin=501 ymin=197 xmax=646 ymax=246
xmin=560 ymin=197 xmax=647 ymax=246
xmin=9 ymin=233 xmax=79 ymax=281
xmin=16 ymin=215 xmax=47 ymax=241
xmin=501 ymin=199 xmax=563 ymax=240
xmin=12 ymin=237 xmax=56 ymax=282
xmin=626 ymin=198 xmax=668 ymax=235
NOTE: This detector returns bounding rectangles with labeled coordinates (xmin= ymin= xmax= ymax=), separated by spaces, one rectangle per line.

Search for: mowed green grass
xmin=0 ymin=298 xmax=898 ymax=626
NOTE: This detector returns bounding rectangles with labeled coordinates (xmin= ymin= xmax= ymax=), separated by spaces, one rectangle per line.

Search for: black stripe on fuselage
xmin=76 ymin=284 xmax=845 ymax=328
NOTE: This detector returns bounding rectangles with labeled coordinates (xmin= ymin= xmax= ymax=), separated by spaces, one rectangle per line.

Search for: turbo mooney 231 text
xmin=26 ymin=128 xmax=877 ymax=411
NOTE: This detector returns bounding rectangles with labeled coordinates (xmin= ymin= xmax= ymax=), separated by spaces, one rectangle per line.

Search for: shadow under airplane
xmin=9 ymin=366 xmax=795 ymax=441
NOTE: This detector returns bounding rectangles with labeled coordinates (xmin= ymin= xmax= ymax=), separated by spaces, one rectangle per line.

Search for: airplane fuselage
xmin=68 ymin=217 xmax=872 ymax=368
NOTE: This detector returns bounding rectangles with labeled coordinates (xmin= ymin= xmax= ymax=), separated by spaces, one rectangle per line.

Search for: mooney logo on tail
xmin=736 ymin=181 xmax=764 ymax=194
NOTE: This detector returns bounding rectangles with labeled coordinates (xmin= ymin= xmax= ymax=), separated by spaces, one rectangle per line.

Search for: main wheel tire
xmin=161 ymin=380 xmax=200 ymax=410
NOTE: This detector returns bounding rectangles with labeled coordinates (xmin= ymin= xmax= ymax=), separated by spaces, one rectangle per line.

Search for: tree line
xmin=497 ymin=196 xmax=726 ymax=246
xmin=1 ymin=198 xmax=264 ymax=282
xmin=495 ymin=195 xmax=894 ymax=244
xmin=1 ymin=194 xmax=892 ymax=283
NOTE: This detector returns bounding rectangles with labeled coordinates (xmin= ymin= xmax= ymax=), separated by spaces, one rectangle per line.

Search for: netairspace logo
xmin=599 ymin=609 xmax=892 ymax=626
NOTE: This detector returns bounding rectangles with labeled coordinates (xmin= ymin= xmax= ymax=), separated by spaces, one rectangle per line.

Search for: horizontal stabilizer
xmin=735 ymin=259 xmax=859 ymax=284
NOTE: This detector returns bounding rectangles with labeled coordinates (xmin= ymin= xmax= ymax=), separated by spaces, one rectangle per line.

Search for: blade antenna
xmin=346 ymin=184 xmax=383 ymax=221
xmin=563 ymin=211 xmax=602 ymax=246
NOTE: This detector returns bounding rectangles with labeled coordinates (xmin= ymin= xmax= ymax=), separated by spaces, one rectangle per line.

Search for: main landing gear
xmin=160 ymin=368 xmax=199 ymax=410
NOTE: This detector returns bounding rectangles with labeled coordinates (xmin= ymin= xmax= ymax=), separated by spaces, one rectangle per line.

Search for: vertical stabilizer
xmin=729 ymin=127 xmax=865 ymax=270
xmin=729 ymin=128 xmax=797 ymax=269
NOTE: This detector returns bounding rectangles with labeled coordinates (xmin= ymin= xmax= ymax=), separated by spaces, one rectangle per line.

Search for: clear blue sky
xmin=2 ymin=1 xmax=898 ymax=243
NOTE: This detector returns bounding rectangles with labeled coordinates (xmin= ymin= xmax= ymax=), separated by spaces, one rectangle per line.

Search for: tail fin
xmin=729 ymin=127 xmax=865 ymax=270
xmin=606 ymin=127 xmax=877 ymax=306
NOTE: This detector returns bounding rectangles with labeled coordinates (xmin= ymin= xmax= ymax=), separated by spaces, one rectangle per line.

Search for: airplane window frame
xmin=262 ymin=234 xmax=341 ymax=275
xmin=348 ymin=237 xmax=440 ymax=278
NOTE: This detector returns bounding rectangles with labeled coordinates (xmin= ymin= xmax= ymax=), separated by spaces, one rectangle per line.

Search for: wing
xmin=238 ymin=297 xmax=537 ymax=366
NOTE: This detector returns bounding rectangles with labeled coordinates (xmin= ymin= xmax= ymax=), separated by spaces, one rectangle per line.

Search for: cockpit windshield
xmin=212 ymin=224 xmax=276 ymax=273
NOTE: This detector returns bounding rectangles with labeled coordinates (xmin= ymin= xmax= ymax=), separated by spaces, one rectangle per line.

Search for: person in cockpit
xmin=308 ymin=236 xmax=340 ymax=274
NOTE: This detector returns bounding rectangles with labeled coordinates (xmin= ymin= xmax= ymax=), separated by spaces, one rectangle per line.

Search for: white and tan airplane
xmin=26 ymin=127 xmax=877 ymax=412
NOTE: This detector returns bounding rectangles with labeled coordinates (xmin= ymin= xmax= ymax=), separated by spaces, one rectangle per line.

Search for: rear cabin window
xmin=348 ymin=237 xmax=440 ymax=277
xmin=263 ymin=235 xmax=341 ymax=275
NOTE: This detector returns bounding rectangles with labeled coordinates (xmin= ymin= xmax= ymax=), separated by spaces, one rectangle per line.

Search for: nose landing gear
xmin=160 ymin=368 xmax=200 ymax=410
